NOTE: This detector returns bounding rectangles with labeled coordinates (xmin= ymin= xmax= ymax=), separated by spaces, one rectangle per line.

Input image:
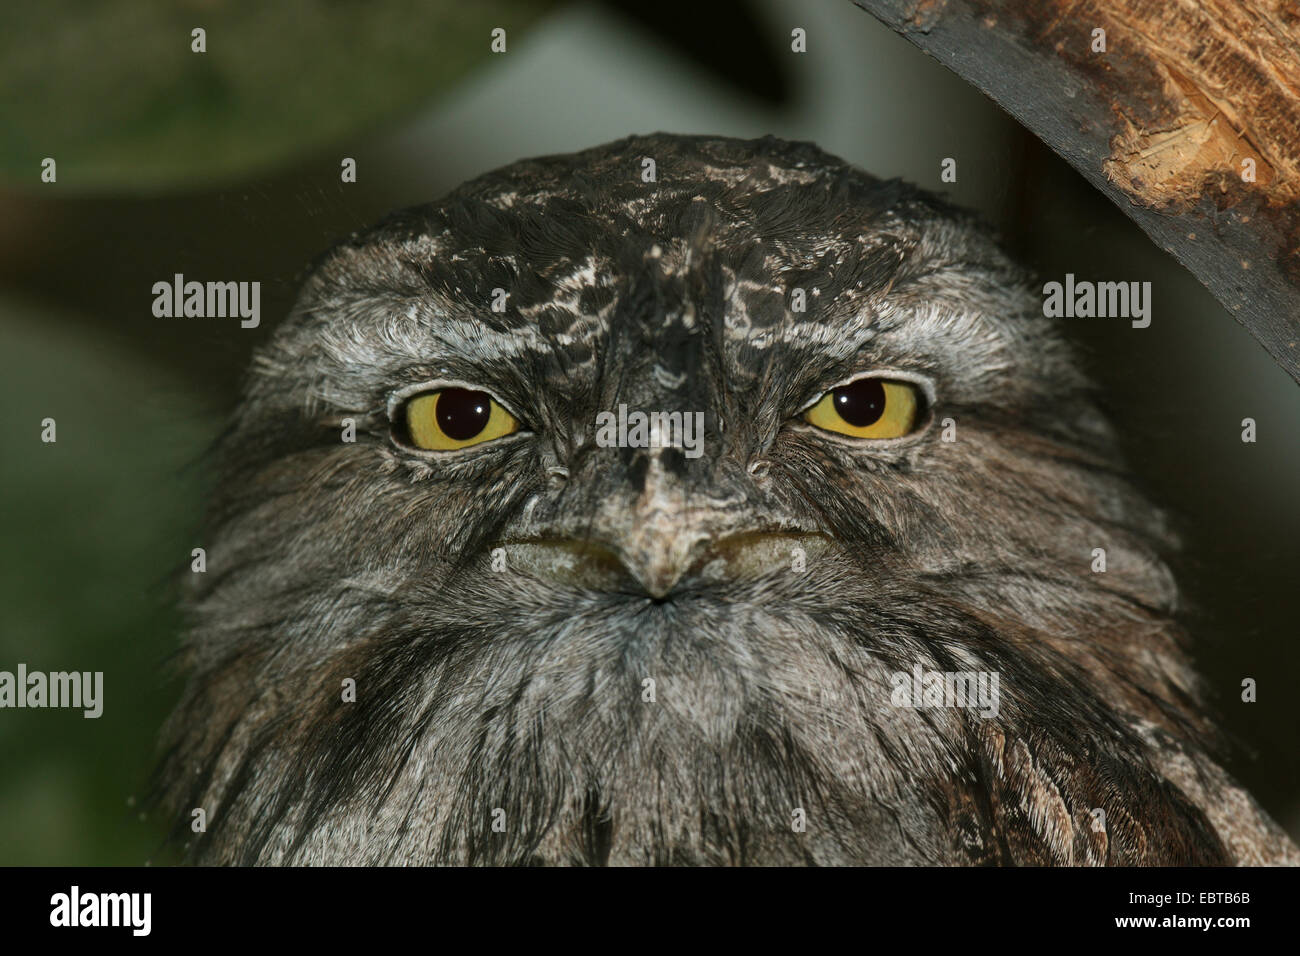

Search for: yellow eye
xmin=403 ymin=388 xmax=520 ymax=450
xmin=803 ymin=378 xmax=921 ymax=439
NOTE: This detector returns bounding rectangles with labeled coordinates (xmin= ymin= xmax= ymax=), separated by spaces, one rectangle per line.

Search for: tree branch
xmin=854 ymin=0 xmax=1300 ymax=382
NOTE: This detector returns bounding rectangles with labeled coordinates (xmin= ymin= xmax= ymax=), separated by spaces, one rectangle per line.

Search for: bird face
xmin=160 ymin=135 xmax=1295 ymax=865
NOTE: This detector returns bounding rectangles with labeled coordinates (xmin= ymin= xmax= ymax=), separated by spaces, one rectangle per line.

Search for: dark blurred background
xmin=0 ymin=0 xmax=1295 ymax=864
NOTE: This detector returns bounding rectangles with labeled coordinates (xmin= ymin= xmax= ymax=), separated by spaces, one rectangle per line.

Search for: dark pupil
xmin=436 ymin=388 xmax=491 ymax=440
xmin=832 ymin=378 xmax=887 ymax=427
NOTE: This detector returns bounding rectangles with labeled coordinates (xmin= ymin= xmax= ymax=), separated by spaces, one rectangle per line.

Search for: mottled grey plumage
xmin=159 ymin=134 xmax=1297 ymax=865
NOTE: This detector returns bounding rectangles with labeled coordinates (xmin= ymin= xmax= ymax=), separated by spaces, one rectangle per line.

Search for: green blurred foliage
xmin=0 ymin=297 xmax=216 ymax=864
xmin=0 ymin=0 xmax=554 ymax=192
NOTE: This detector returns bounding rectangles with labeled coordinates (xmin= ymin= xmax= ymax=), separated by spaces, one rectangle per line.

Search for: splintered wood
xmin=1046 ymin=0 xmax=1300 ymax=211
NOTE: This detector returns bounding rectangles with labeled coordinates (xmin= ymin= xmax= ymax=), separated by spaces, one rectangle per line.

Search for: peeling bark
xmin=854 ymin=0 xmax=1300 ymax=382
